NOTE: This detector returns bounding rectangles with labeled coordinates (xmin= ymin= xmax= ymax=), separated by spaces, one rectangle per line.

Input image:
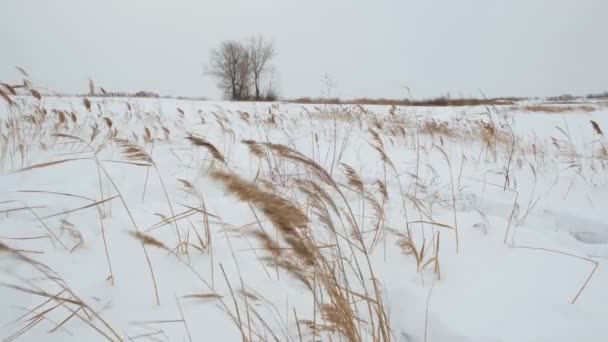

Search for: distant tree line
xmin=547 ymin=92 xmax=608 ymax=102
xmin=586 ymin=91 xmax=608 ymax=100
xmin=205 ymin=35 xmax=278 ymax=101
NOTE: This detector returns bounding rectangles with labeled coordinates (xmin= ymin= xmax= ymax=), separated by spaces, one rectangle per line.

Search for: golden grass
xmin=210 ymin=167 xmax=393 ymax=341
xmin=0 ymin=86 xmax=15 ymax=106
xmin=130 ymin=231 xmax=168 ymax=250
xmin=187 ymin=134 xmax=226 ymax=164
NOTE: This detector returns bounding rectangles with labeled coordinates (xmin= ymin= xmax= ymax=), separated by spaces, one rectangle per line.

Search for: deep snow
xmin=0 ymin=96 xmax=607 ymax=341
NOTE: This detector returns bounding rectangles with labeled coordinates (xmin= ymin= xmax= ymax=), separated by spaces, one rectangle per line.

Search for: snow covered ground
xmin=1 ymin=94 xmax=607 ymax=341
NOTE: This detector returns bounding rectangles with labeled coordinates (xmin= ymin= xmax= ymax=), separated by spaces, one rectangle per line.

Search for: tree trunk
xmin=255 ymin=77 xmax=260 ymax=100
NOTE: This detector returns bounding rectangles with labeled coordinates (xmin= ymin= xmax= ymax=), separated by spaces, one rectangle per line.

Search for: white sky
xmin=1 ymin=0 xmax=607 ymax=99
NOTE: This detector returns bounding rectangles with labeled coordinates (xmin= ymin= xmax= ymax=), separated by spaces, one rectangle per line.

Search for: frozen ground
xmin=0 ymin=94 xmax=607 ymax=341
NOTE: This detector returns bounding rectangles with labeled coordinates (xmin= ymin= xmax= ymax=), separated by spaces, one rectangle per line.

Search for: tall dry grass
xmin=0 ymin=75 xmax=605 ymax=341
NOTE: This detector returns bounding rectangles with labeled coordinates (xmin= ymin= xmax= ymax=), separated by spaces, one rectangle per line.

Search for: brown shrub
xmin=518 ymin=105 xmax=596 ymax=113
xmin=290 ymin=97 xmax=516 ymax=107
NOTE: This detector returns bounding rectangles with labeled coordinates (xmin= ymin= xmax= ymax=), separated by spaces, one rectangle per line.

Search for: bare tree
xmin=88 ymin=78 xmax=95 ymax=96
xmin=246 ymin=35 xmax=277 ymax=101
xmin=206 ymin=40 xmax=251 ymax=100
xmin=206 ymin=36 xmax=278 ymax=101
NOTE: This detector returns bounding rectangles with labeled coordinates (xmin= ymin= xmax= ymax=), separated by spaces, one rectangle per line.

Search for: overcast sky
xmin=1 ymin=0 xmax=607 ymax=99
